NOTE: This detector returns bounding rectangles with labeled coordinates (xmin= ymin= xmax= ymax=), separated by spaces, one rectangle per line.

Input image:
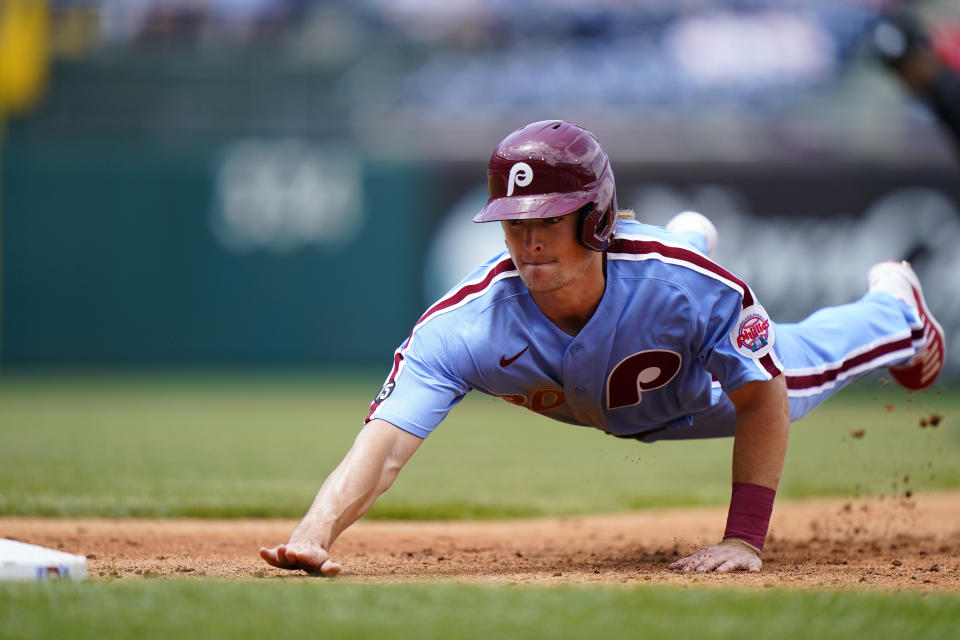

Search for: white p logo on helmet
xmin=506 ymin=162 xmax=533 ymax=197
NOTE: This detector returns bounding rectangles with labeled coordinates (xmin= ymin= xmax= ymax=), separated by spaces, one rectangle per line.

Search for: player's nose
xmin=522 ymin=225 xmax=544 ymax=253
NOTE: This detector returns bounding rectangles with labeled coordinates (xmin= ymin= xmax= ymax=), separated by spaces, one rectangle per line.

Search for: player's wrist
xmin=720 ymin=536 xmax=762 ymax=556
xmin=722 ymin=482 xmax=776 ymax=552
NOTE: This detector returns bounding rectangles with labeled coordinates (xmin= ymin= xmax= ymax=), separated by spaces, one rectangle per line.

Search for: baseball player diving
xmin=260 ymin=120 xmax=946 ymax=575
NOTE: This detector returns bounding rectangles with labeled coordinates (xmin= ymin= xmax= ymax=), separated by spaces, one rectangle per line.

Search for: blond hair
xmin=618 ymin=208 xmax=636 ymax=221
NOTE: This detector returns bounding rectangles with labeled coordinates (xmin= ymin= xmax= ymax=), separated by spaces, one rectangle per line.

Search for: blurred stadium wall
xmin=2 ymin=0 xmax=959 ymax=375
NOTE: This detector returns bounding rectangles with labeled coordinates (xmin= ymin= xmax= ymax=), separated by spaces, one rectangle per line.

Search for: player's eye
xmin=544 ymin=217 xmax=562 ymax=224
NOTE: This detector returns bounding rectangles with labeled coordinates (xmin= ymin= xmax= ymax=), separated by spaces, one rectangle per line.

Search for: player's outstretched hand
xmin=668 ymin=539 xmax=762 ymax=573
xmin=259 ymin=542 xmax=342 ymax=576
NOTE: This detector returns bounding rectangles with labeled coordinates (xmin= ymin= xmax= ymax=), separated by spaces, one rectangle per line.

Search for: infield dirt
xmin=2 ymin=492 xmax=959 ymax=590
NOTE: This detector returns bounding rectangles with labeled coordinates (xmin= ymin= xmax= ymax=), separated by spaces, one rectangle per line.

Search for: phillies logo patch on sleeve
xmin=730 ymin=304 xmax=775 ymax=359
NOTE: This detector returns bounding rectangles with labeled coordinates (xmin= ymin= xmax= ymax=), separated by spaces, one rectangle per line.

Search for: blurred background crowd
xmin=8 ymin=0 xmax=960 ymax=161
xmin=1 ymin=0 xmax=959 ymax=377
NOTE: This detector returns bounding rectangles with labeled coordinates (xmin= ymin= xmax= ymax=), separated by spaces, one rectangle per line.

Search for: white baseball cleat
xmin=867 ymin=260 xmax=946 ymax=391
xmin=666 ymin=211 xmax=719 ymax=257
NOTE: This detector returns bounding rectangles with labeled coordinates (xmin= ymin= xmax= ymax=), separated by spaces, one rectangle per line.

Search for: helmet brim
xmin=473 ymin=192 xmax=594 ymax=223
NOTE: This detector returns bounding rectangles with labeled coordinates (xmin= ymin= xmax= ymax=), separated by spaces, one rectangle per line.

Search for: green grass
xmin=0 ymin=370 xmax=957 ymax=519
xmin=1 ymin=580 xmax=959 ymax=640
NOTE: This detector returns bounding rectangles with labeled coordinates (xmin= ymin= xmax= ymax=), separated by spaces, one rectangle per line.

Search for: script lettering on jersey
xmin=499 ymin=393 xmax=527 ymax=406
xmin=507 ymin=162 xmax=533 ymax=196
xmin=606 ymin=350 xmax=682 ymax=410
xmin=498 ymin=388 xmax=565 ymax=412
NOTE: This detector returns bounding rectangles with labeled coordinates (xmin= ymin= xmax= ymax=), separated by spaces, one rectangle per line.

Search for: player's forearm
xmin=289 ymin=420 xmax=421 ymax=549
xmin=720 ymin=376 xmax=790 ymax=552
xmin=729 ymin=376 xmax=790 ymax=490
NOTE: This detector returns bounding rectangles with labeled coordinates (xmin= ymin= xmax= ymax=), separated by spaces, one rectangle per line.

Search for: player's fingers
xmin=677 ymin=556 xmax=708 ymax=571
xmin=669 ymin=550 xmax=704 ymax=570
xmin=686 ymin=558 xmax=713 ymax=572
xmin=282 ymin=546 xmax=313 ymax=570
xmin=695 ymin=560 xmax=720 ymax=572
xmin=277 ymin=544 xmax=298 ymax=569
xmin=693 ymin=552 xmax=725 ymax=572
xmin=261 ymin=542 xmax=340 ymax=575
xmin=282 ymin=546 xmax=303 ymax=567
xmin=680 ymin=556 xmax=701 ymax=571
xmin=713 ymin=552 xmax=762 ymax=573
xmin=258 ymin=546 xmax=275 ymax=565
xmin=671 ymin=544 xmax=762 ymax=573
xmin=717 ymin=546 xmax=761 ymax=572
xmin=714 ymin=559 xmax=738 ymax=573
xmin=259 ymin=546 xmax=286 ymax=568
xmin=284 ymin=544 xmax=338 ymax=575
xmin=319 ymin=558 xmax=343 ymax=577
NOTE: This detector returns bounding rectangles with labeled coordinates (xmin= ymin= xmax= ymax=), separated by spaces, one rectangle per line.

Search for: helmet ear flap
xmin=578 ymin=202 xmax=617 ymax=251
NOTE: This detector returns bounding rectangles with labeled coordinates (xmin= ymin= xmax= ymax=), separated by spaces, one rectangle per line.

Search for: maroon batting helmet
xmin=473 ymin=120 xmax=618 ymax=251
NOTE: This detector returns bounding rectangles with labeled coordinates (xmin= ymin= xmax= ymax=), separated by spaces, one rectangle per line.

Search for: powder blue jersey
xmin=366 ymin=219 xmax=787 ymax=440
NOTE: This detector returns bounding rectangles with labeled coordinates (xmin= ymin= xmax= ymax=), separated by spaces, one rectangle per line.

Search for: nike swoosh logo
xmin=499 ymin=346 xmax=529 ymax=367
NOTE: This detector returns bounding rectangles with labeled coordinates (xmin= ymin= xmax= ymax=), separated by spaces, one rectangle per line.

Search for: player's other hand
xmin=668 ymin=538 xmax=762 ymax=573
xmin=259 ymin=542 xmax=342 ymax=576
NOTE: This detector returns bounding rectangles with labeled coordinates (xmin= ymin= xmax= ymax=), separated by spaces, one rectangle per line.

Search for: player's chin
xmin=522 ymin=279 xmax=562 ymax=294
xmin=518 ymin=267 xmax=562 ymax=291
